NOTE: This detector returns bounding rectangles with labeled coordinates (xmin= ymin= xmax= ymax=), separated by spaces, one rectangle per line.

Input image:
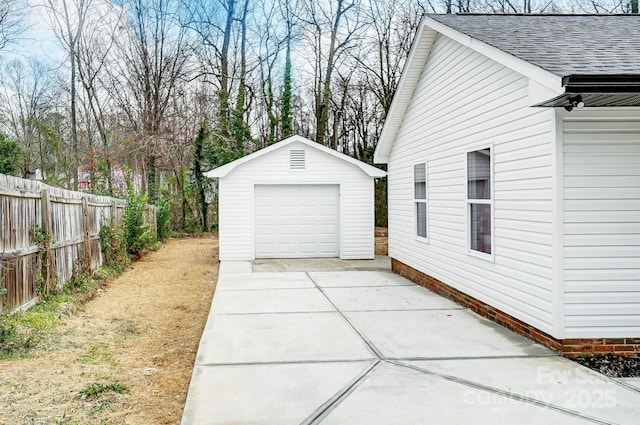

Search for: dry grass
xmin=0 ymin=237 xmax=218 ymax=425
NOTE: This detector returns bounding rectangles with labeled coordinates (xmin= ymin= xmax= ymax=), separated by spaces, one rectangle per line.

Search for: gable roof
xmin=429 ymin=14 xmax=640 ymax=77
xmin=205 ymin=135 xmax=386 ymax=178
xmin=374 ymin=14 xmax=640 ymax=164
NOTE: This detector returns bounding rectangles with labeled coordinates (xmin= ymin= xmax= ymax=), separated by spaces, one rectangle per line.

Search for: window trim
xmin=413 ymin=162 xmax=428 ymax=242
xmin=465 ymin=145 xmax=494 ymax=261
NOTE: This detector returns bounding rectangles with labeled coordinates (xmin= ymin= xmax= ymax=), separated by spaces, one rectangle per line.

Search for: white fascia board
xmin=374 ymin=21 xmax=437 ymax=164
xmin=306 ymin=138 xmax=387 ymax=177
xmin=423 ymin=17 xmax=564 ymax=93
xmin=205 ymin=135 xmax=386 ymax=179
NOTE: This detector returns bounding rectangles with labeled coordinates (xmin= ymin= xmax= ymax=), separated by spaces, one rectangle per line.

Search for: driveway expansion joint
xmin=612 ymin=379 xmax=640 ymax=395
xmin=302 ymin=360 xmax=382 ymax=425
xmin=340 ymin=307 xmax=465 ymax=313
xmin=385 ymin=354 xmax=562 ymax=361
xmin=306 ymin=272 xmax=385 ymax=360
xmin=198 ymin=359 xmax=377 ymax=367
xmin=389 ymin=360 xmax=617 ymax=425
xmin=216 ymin=310 xmax=337 ymax=316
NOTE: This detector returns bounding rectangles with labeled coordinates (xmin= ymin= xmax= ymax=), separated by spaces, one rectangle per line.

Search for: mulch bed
xmin=574 ymin=354 xmax=640 ymax=378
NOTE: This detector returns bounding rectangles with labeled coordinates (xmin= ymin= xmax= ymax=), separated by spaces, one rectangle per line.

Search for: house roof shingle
xmin=428 ymin=14 xmax=640 ymax=77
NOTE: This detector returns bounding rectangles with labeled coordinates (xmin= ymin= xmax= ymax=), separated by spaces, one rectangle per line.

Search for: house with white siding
xmin=374 ymin=14 xmax=640 ymax=356
xmin=206 ymin=135 xmax=385 ymax=261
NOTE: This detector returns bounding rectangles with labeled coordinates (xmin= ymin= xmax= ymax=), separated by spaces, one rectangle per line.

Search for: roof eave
xmin=563 ymin=74 xmax=640 ymax=92
xmin=205 ymin=135 xmax=386 ymax=179
xmin=374 ymin=20 xmax=437 ymax=165
xmin=534 ymin=74 xmax=640 ymax=108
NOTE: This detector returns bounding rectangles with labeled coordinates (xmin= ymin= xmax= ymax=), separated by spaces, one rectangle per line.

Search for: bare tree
xmin=184 ymin=0 xmax=237 ymax=152
xmin=44 ymin=0 xmax=91 ymax=189
xmin=0 ymin=58 xmax=59 ymax=179
xmin=578 ymin=0 xmax=639 ymax=12
xmin=279 ymin=0 xmax=299 ymax=140
xmin=231 ymin=0 xmax=251 ymax=153
xmin=360 ymin=0 xmax=424 ymax=116
xmin=76 ymin=3 xmax=123 ymax=194
xmin=299 ymin=0 xmax=363 ymax=148
xmin=254 ymin=2 xmax=283 ymax=147
xmin=0 ymin=0 xmax=25 ymax=50
xmin=110 ymin=0 xmax=191 ymax=198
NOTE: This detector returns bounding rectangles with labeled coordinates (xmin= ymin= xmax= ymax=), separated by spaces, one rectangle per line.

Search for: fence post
xmin=40 ymin=189 xmax=54 ymax=293
xmin=82 ymin=196 xmax=92 ymax=271
xmin=111 ymin=200 xmax=118 ymax=227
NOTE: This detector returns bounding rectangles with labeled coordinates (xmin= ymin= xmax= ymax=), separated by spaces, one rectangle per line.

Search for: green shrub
xmin=0 ymin=133 xmax=23 ymax=175
xmin=99 ymin=224 xmax=129 ymax=274
xmin=155 ymin=193 xmax=172 ymax=241
xmin=124 ymin=185 xmax=153 ymax=256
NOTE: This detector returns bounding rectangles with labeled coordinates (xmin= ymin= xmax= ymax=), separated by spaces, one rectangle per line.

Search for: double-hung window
xmin=414 ymin=163 xmax=427 ymax=239
xmin=467 ymin=148 xmax=492 ymax=256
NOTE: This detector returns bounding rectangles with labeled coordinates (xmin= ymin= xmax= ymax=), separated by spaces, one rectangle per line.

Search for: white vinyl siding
xmin=387 ymin=34 xmax=556 ymax=334
xmin=217 ymin=141 xmax=376 ymax=260
xmin=562 ymin=109 xmax=640 ymax=338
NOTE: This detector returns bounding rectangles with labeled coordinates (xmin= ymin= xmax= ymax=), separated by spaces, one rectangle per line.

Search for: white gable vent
xmin=290 ymin=149 xmax=305 ymax=170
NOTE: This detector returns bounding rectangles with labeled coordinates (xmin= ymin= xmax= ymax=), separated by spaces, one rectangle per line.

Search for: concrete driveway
xmin=182 ymin=258 xmax=640 ymax=424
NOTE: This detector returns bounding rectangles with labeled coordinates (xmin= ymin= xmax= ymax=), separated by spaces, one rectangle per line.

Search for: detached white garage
xmin=205 ymin=135 xmax=386 ymax=260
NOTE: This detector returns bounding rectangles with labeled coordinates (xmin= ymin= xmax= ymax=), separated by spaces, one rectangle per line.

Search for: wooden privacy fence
xmin=0 ymin=174 xmax=157 ymax=313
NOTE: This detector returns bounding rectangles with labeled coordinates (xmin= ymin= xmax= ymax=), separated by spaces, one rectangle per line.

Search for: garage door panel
xmin=299 ymin=206 xmax=317 ymax=216
xmin=297 ymin=224 xmax=317 ymax=234
xmin=255 ymin=185 xmax=340 ymax=258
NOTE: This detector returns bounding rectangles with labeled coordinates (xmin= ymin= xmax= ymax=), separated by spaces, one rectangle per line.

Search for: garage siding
xmin=562 ymin=109 xmax=640 ymax=338
xmin=218 ymin=140 xmax=376 ymax=260
xmin=387 ymin=34 xmax=557 ymax=335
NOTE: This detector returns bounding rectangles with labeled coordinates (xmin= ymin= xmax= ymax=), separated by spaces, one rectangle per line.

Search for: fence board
xmin=0 ymin=173 xmax=152 ymax=313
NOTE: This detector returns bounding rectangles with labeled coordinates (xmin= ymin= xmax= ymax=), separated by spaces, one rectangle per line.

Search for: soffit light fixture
xmin=565 ymin=95 xmax=585 ymax=111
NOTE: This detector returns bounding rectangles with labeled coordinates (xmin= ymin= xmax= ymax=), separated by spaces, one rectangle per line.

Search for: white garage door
xmin=255 ymin=185 xmax=339 ymax=258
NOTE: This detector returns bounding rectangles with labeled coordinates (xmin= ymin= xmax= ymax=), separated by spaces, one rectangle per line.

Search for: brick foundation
xmin=391 ymin=258 xmax=640 ymax=357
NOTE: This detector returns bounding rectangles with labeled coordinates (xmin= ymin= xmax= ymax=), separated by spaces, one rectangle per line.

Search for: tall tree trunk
xmin=70 ymin=51 xmax=79 ymax=189
xmin=313 ymin=0 xmax=354 ymax=147
xmin=281 ymin=40 xmax=292 ymax=139
xmin=146 ymin=155 xmax=156 ymax=198
xmin=232 ymin=0 xmax=250 ymax=155
xmin=218 ymin=0 xmax=236 ymax=143
xmin=61 ymin=0 xmax=85 ymax=190
xmin=193 ymin=124 xmax=207 ymax=230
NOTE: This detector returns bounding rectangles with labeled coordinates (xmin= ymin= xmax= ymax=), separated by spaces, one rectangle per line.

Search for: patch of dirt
xmin=0 ymin=237 xmax=219 ymax=425
xmin=375 ymin=227 xmax=388 ymax=255
xmin=574 ymin=354 xmax=640 ymax=378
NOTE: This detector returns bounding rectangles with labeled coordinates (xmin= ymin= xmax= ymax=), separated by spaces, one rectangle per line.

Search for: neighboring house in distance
xmin=78 ymin=166 xmax=142 ymax=194
xmin=206 ymin=135 xmax=385 ymax=261
xmin=374 ymin=14 xmax=640 ymax=356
